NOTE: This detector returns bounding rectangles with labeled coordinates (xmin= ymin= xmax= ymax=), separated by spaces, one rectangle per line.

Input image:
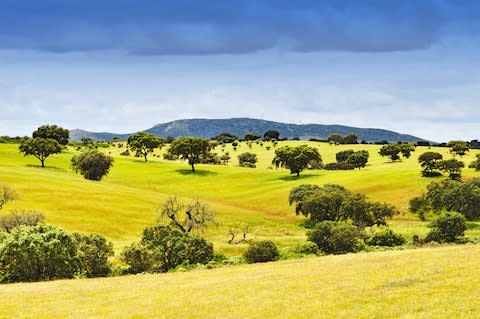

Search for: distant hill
xmin=70 ymin=118 xmax=425 ymax=142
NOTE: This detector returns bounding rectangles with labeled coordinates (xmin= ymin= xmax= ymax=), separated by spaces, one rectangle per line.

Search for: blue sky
xmin=1 ymin=0 xmax=480 ymax=141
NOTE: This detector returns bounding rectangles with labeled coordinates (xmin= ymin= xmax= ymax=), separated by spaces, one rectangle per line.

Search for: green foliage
xmin=244 ymin=133 xmax=261 ymax=141
xmin=71 ymin=150 xmax=114 ymax=181
xmin=328 ymin=133 xmax=358 ymax=145
xmin=307 ymin=221 xmax=364 ymax=254
xmin=425 ymin=212 xmax=466 ymax=243
xmin=366 ymin=228 xmax=406 ymax=247
xmin=448 ymin=141 xmax=469 ymax=157
xmin=272 ymin=145 xmax=322 ymax=176
xmin=0 ymin=210 xmax=44 ymax=233
xmin=324 ymin=162 xmax=355 ymax=170
xmin=263 ymin=130 xmax=280 ymax=140
xmin=438 ymin=158 xmax=464 ymax=180
xmin=120 ymin=242 xmax=153 ymax=274
xmin=73 ymin=233 xmax=113 ymax=277
xmin=32 ymin=124 xmax=69 ymax=145
xmin=238 ymin=152 xmax=258 ymax=168
xmin=295 ymin=241 xmax=320 ymax=255
xmin=418 ymin=152 xmax=443 ymax=177
xmin=409 ymin=195 xmax=430 ymax=220
xmin=346 ymin=150 xmax=369 ymax=169
xmin=379 ymin=144 xmax=415 ymax=161
xmin=0 ymin=184 xmax=18 ymax=210
xmin=243 ymin=240 xmax=279 ymax=263
xmin=212 ymin=132 xmax=238 ymax=143
xmin=469 ymin=154 xmax=480 ymax=171
xmin=127 ymin=132 xmax=164 ymax=162
xmin=19 ymin=137 xmax=63 ymax=167
xmin=0 ymin=225 xmax=79 ymax=283
xmin=168 ymin=136 xmax=212 ymax=172
xmin=327 ymin=133 xmax=343 ymax=144
xmin=199 ymin=152 xmax=221 ymax=164
xmin=424 ymin=179 xmax=480 ymax=219
xmin=134 ymin=225 xmax=213 ymax=272
xmin=289 ymin=184 xmax=396 ymax=227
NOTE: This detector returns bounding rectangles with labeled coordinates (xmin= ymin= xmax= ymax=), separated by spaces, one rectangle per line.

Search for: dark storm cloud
xmin=0 ymin=0 xmax=479 ymax=54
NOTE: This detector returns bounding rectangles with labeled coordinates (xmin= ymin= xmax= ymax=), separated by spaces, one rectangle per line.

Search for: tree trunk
xmin=144 ymin=153 xmax=148 ymax=162
xmin=191 ymin=163 xmax=195 ymax=172
xmin=41 ymin=159 xmax=45 ymax=168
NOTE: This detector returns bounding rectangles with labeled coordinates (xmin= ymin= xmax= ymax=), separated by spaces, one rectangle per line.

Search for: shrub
xmin=307 ymin=221 xmax=364 ymax=254
xmin=0 ymin=225 xmax=79 ymax=283
xmin=243 ymin=240 xmax=279 ymax=263
xmin=366 ymin=228 xmax=406 ymax=247
xmin=0 ymin=210 xmax=44 ymax=233
xmin=73 ymin=233 xmax=113 ymax=277
xmin=238 ymin=152 xmax=257 ymax=168
xmin=120 ymin=242 xmax=154 ymax=274
xmin=296 ymin=241 xmax=320 ymax=255
xmin=425 ymin=212 xmax=466 ymax=243
xmin=71 ymin=150 xmax=114 ymax=181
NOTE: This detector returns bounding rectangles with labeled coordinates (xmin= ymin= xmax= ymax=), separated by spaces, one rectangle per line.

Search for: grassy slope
xmin=1 ymin=142 xmax=479 ymax=253
xmin=1 ymin=245 xmax=480 ymax=318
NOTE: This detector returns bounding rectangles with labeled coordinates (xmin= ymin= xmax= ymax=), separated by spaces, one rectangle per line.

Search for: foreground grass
xmin=1 ymin=142 xmax=479 ymax=254
xmin=1 ymin=245 xmax=479 ymax=318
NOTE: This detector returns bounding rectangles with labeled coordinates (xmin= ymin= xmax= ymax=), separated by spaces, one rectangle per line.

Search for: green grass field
xmin=1 ymin=141 xmax=480 ymax=254
xmin=2 ymin=244 xmax=480 ymax=318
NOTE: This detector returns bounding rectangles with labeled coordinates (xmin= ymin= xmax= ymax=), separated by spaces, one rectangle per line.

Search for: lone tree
xmin=418 ymin=152 xmax=443 ymax=177
xmin=272 ymin=145 xmax=322 ymax=176
xmin=168 ymin=136 xmax=212 ymax=172
xmin=448 ymin=141 xmax=469 ymax=157
xmin=328 ymin=133 xmax=343 ymax=144
xmin=238 ymin=152 xmax=257 ymax=168
xmin=71 ymin=150 xmax=114 ymax=181
xmin=263 ymin=130 xmax=280 ymax=140
xmin=158 ymin=196 xmax=217 ymax=234
xmin=0 ymin=185 xmax=18 ymax=210
xmin=127 ymin=132 xmax=164 ymax=162
xmin=32 ymin=124 xmax=69 ymax=145
xmin=438 ymin=158 xmax=464 ymax=180
xmin=19 ymin=137 xmax=62 ymax=167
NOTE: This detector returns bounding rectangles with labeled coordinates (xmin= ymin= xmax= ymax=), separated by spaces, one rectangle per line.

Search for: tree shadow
xmin=26 ymin=164 xmax=65 ymax=171
xmin=174 ymin=169 xmax=218 ymax=176
xmin=275 ymin=173 xmax=317 ymax=181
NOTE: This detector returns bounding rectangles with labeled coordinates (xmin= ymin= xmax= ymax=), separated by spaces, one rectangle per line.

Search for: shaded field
xmin=1 ymin=142 xmax=479 ymax=253
xmin=1 ymin=245 xmax=479 ymax=318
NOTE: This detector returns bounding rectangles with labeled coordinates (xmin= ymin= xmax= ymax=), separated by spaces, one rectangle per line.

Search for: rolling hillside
xmin=70 ymin=118 xmax=426 ymax=142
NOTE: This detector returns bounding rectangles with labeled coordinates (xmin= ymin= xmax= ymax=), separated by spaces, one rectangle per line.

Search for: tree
xmin=438 ymin=159 xmax=464 ymax=180
xmin=80 ymin=137 xmax=95 ymax=147
xmin=71 ymin=150 xmax=114 ymax=181
xmin=272 ymin=145 xmax=322 ymax=176
xmin=0 ymin=210 xmax=44 ymax=233
xmin=19 ymin=137 xmax=62 ymax=167
xmin=327 ymin=133 xmax=343 ymax=144
xmin=212 ymin=132 xmax=238 ymax=143
xmin=243 ymin=240 xmax=279 ymax=263
xmin=307 ymin=221 xmax=364 ymax=254
xmin=336 ymin=150 xmax=355 ymax=163
xmin=244 ymin=133 xmax=261 ymax=141
xmin=0 ymin=185 xmax=18 ymax=210
xmin=469 ymin=154 xmax=480 ymax=171
xmin=168 ymin=136 xmax=212 ymax=172
xmin=448 ymin=141 xmax=469 ymax=157
xmin=238 ymin=152 xmax=257 ymax=168
xmin=263 ymin=130 xmax=280 ymax=140
xmin=425 ymin=212 xmax=466 ymax=243
xmin=158 ymin=197 xmax=217 ymax=234
xmin=127 ymin=132 xmax=164 ymax=162
xmin=343 ymin=133 xmax=358 ymax=144
xmin=346 ymin=150 xmax=369 ymax=169
xmin=418 ymin=152 xmax=443 ymax=177
xmin=72 ymin=233 xmax=113 ymax=277
xmin=32 ymin=124 xmax=69 ymax=145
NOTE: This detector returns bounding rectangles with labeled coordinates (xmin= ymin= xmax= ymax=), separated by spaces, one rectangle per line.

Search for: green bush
xmin=73 ymin=233 xmax=114 ymax=277
xmin=243 ymin=240 xmax=279 ymax=263
xmin=296 ymin=241 xmax=320 ymax=255
xmin=425 ymin=212 xmax=466 ymax=243
xmin=307 ymin=221 xmax=364 ymax=254
xmin=120 ymin=242 xmax=154 ymax=274
xmin=366 ymin=228 xmax=406 ymax=247
xmin=238 ymin=152 xmax=258 ymax=168
xmin=324 ymin=162 xmax=355 ymax=170
xmin=71 ymin=150 xmax=114 ymax=181
xmin=0 ymin=225 xmax=79 ymax=283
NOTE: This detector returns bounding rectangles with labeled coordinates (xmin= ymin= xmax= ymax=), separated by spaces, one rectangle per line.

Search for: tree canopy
xmin=272 ymin=145 xmax=322 ymax=176
xmin=379 ymin=144 xmax=415 ymax=161
xmin=418 ymin=152 xmax=443 ymax=177
xmin=127 ymin=132 xmax=164 ymax=162
xmin=168 ymin=136 xmax=212 ymax=172
xmin=32 ymin=124 xmax=69 ymax=145
xmin=19 ymin=137 xmax=62 ymax=167
xmin=71 ymin=150 xmax=114 ymax=181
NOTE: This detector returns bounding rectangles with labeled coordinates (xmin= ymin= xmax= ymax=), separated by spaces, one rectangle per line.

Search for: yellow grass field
xmin=1 ymin=245 xmax=479 ymax=318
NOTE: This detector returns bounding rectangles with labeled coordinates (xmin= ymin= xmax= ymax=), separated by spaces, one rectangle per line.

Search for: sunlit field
xmin=1 ymin=141 xmax=480 ymax=254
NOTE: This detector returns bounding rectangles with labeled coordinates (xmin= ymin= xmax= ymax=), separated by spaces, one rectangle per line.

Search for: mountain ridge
xmin=70 ymin=118 xmax=426 ymax=142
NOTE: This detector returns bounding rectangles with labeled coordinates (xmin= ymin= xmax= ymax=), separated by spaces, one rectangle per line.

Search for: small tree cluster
xmin=326 ymin=149 xmax=369 ymax=170
xmin=212 ymin=132 xmax=238 ymax=143
xmin=327 ymin=133 xmax=358 ymax=145
xmin=379 ymin=144 xmax=415 ymax=161
xmin=448 ymin=141 xmax=469 ymax=157
xmin=289 ymin=184 xmax=397 ymax=227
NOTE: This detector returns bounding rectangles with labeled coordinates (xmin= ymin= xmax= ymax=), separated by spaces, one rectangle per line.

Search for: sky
xmin=1 ymin=0 xmax=480 ymax=142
